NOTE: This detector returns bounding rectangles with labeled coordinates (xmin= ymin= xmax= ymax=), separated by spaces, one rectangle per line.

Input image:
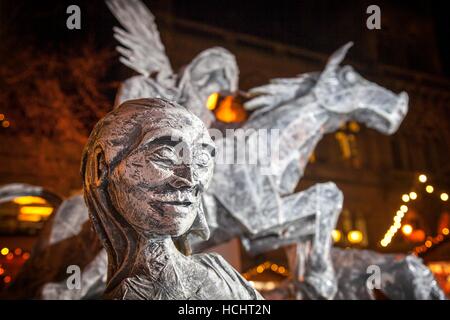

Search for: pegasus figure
xmin=6 ymin=0 xmax=440 ymax=301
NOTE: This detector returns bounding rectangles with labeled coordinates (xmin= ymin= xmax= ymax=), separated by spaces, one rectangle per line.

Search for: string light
xmin=418 ymin=174 xmax=427 ymax=183
xmin=380 ymin=205 xmax=409 ymax=247
xmin=440 ymin=193 xmax=449 ymax=201
xmin=402 ymin=194 xmax=410 ymax=202
xmin=414 ymin=228 xmax=449 ymax=255
xmin=426 ymin=185 xmax=434 ymax=193
xmin=409 ymin=192 xmax=417 ymax=200
xmin=242 ymin=260 xmax=290 ymax=280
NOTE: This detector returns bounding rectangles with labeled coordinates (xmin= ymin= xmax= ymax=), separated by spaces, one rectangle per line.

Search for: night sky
xmin=1 ymin=0 xmax=449 ymax=76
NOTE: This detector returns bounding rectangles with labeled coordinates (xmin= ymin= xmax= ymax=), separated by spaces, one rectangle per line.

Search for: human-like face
xmin=108 ymin=107 xmax=215 ymax=237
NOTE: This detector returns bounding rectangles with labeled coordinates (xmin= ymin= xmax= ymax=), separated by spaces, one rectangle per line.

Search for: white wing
xmin=106 ymin=0 xmax=173 ymax=83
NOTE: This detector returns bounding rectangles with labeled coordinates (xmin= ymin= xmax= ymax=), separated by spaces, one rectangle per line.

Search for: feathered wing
xmin=106 ymin=0 xmax=173 ymax=85
xmin=241 ymin=73 xmax=322 ymax=196
xmin=244 ymin=73 xmax=319 ymax=115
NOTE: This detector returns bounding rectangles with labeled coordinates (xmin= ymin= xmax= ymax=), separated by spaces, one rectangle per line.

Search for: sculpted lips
xmin=161 ymin=200 xmax=193 ymax=207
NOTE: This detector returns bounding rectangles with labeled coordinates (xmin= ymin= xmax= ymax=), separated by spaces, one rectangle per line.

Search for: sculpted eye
xmin=194 ymin=150 xmax=211 ymax=168
xmin=149 ymin=146 xmax=179 ymax=166
xmin=344 ymin=70 xmax=357 ymax=83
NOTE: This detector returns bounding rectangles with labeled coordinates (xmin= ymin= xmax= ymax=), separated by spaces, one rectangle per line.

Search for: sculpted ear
xmin=93 ymin=147 xmax=108 ymax=187
xmin=323 ymin=42 xmax=353 ymax=74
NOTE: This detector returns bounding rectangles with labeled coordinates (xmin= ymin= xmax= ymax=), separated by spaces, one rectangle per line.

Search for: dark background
xmin=1 ymin=0 xmax=450 ymax=75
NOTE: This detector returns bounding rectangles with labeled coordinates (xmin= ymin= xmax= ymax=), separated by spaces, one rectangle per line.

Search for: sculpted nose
xmin=171 ymin=165 xmax=194 ymax=188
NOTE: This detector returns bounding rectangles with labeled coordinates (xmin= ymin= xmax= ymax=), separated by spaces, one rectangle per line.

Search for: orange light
xmin=13 ymin=196 xmax=47 ymax=205
xmin=6 ymin=253 xmax=14 ymax=260
xmin=14 ymin=248 xmax=22 ymax=256
xmin=19 ymin=206 xmax=53 ymax=216
xmin=425 ymin=240 xmax=432 ymax=248
xmin=348 ymin=121 xmax=360 ymax=133
xmin=22 ymin=252 xmax=30 ymax=260
xmin=206 ymin=92 xmax=219 ymax=110
xmin=347 ymin=230 xmax=363 ymax=244
xmin=410 ymin=229 xmax=426 ymax=242
xmin=401 ymin=224 xmax=413 ymax=236
xmin=442 ymin=228 xmax=449 ymax=235
xmin=332 ymin=229 xmax=342 ymax=242
xmin=2 ymin=120 xmax=10 ymax=128
xmin=278 ymin=266 xmax=286 ymax=274
xmin=18 ymin=214 xmax=41 ymax=222
xmin=3 ymin=276 xmax=11 ymax=284
xmin=0 ymin=114 xmax=4 ymax=121
xmin=256 ymin=265 xmax=264 ymax=274
xmin=1 ymin=248 xmax=9 ymax=256
xmin=270 ymin=264 xmax=278 ymax=272
xmin=0 ymin=268 xmax=4 ymax=275
xmin=215 ymin=96 xmax=247 ymax=123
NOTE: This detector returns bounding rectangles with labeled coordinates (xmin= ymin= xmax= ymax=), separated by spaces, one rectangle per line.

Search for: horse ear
xmin=323 ymin=42 xmax=353 ymax=74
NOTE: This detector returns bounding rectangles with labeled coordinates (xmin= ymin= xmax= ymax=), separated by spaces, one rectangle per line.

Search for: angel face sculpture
xmin=81 ymin=98 xmax=261 ymax=300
